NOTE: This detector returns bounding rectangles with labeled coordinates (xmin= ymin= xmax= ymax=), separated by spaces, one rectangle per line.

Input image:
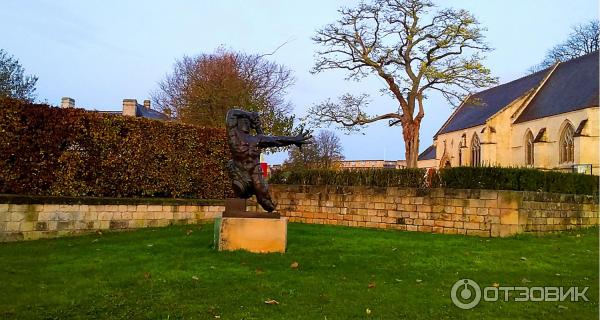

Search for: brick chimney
xmin=122 ymin=99 xmax=138 ymax=116
xmin=143 ymin=99 xmax=151 ymax=109
xmin=61 ymin=97 xmax=75 ymax=108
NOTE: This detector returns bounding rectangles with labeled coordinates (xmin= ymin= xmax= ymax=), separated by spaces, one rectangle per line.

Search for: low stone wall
xmin=271 ymin=185 xmax=599 ymax=237
xmin=0 ymin=195 xmax=224 ymax=241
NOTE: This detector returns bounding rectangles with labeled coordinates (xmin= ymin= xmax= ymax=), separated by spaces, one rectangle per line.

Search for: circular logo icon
xmin=451 ymin=279 xmax=481 ymax=309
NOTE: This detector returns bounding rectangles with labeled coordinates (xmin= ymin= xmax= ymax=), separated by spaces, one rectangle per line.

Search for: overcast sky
xmin=2 ymin=0 xmax=598 ymax=164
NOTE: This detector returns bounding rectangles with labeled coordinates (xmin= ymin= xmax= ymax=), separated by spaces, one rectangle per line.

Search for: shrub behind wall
xmin=0 ymin=97 xmax=232 ymax=198
xmin=271 ymin=167 xmax=598 ymax=195
xmin=439 ymin=166 xmax=598 ymax=195
xmin=270 ymin=168 xmax=427 ymax=188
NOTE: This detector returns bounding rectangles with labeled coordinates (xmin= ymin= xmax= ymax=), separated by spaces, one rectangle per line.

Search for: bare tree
xmin=306 ymin=0 xmax=497 ymax=167
xmin=0 ymin=49 xmax=37 ymax=102
xmin=151 ymin=48 xmax=295 ymax=136
xmin=316 ymin=130 xmax=345 ymax=168
xmin=530 ymin=20 xmax=599 ymax=73
xmin=284 ymin=130 xmax=344 ymax=169
xmin=284 ymin=140 xmax=320 ymax=170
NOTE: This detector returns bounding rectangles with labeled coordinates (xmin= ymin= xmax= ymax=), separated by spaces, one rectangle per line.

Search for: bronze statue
xmin=226 ymin=109 xmax=311 ymax=212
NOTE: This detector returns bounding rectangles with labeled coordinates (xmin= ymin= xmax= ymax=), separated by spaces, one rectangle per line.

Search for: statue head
xmin=237 ymin=117 xmax=252 ymax=133
xmin=228 ymin=109 xmax=263 ymax=134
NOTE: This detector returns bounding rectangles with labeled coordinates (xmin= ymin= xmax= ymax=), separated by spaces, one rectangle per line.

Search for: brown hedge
xmin=0 ymin=97 xmax=232 ymax=199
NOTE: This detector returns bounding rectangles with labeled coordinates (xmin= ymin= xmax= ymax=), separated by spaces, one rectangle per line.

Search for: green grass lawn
xmin=0 ymin=223 xmax=597 ymax=319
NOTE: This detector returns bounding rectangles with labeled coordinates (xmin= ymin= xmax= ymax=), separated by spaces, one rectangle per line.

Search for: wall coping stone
xmin=270 ymin=185 xmax=599 ymax=203
xmin=0 ymin=194 xmax=225 ymax=206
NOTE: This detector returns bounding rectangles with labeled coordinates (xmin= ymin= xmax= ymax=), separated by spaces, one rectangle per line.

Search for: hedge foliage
xmin=270 ymin=167 xmax=598 ymax=195
xmin=270 ymin=168 xmax=428 ymax=188
xmin=439 ymin=166 xmax=598 ymax=195
xmin=0 ymin=97 xmax=232 ymax=198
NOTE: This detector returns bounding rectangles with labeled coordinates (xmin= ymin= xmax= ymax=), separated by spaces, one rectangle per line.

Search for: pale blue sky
xmin=2 ymin=0 xmax=598 ymax=164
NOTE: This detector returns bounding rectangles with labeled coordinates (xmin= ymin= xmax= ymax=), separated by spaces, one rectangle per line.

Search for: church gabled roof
xmin=418 ymin=145 xmax=436 ymax=160
xmin=514 ymin=51 xmax=599 ymax=123
xmin=434 ymin=51 xmax=599 ymax=137
xmin=435 ymin=68 xmax=549 ymax=136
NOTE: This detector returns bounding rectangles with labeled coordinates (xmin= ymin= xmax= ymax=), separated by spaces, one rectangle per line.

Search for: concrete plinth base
xmin=214 ymin=217 xmax=287 ymax=253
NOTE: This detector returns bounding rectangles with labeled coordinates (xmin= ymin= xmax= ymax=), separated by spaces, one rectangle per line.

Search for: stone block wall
xmin=271 ymin=185 xmax=599 ymax=237
xmin=0 ymin=196 xmax=224 ymax=242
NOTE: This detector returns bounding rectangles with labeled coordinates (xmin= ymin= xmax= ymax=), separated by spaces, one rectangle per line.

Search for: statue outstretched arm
xmin=257 ymin=130 xmax=312 ymax=148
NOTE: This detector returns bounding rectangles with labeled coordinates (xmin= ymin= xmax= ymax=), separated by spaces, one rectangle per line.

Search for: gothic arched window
xmin=471 ymin=134 xmax=481 ymax=166
xmin=525 ymin=130 xmax=534 ymax=166
xmin=559 ymin=123 xmax=574 ymax=164
xmin=459 ymin=133 xmax=467 ymax=166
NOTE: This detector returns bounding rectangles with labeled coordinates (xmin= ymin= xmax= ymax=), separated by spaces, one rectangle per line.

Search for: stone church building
xmin=419 ymin=51 xmax=599 ymax=174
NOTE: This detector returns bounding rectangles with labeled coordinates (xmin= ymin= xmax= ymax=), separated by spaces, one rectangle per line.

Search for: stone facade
xmin=0 ymin=199 xmax=224 ymax=242
xmin=434 ymin=106 xmax=599 ymax=172
xmin=429 ymin=52 xmax=599 ymax=172
xmin=271 ymin=185 xmax=599 ymax=237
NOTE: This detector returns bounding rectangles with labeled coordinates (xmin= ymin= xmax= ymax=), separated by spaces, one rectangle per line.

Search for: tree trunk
xmin=401 ymin=117 xmax=421 ymax=168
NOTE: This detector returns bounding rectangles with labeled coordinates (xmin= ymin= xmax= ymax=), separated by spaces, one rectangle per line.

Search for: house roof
xmin=418 ymin=145 xmax=436 ymax=160
xmin=435 ymin=67 xmax=550 ymax=136
xmin=514 ymin=51 xmax=599 ymax=123
xmin=135 ymin=104 xmax=170 ymax=120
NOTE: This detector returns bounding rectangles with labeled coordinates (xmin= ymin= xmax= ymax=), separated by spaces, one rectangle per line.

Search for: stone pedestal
xmin=214 ymin=217 xmax=287 ymax=253
xmin=214 ymin=199 xmax=287 ymax=253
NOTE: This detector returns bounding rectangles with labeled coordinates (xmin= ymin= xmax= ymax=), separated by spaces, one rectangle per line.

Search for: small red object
xmin=260 ymin=162 xmax=268 ymax=177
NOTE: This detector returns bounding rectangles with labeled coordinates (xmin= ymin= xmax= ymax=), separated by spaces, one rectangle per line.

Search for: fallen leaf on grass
xmin=192 ymin=276 xmax=199 ymax=281
xmin=208 ymin=306 xmax=220 ymax=318
xmin=255 ymin=268 xmax=264 ymax=275
xmin=290 ymin=261 xmax=299 ymax=269
xmin=492 ymin=283 xmax=499 ymax=288
xmin=416 ymin=279 xmax=422 ymax=283
xmin=520 ymin=257 xmax=527 ymax=261
xmin=366 ymin=308 xmax=372 ymax=314
xmin=144 ymin=272 xmax=151 ymax=279
xmin=264 ymin=299 xmax=279 ymax=305
xmin=368 ymin=282 xmax=376 ymax=288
